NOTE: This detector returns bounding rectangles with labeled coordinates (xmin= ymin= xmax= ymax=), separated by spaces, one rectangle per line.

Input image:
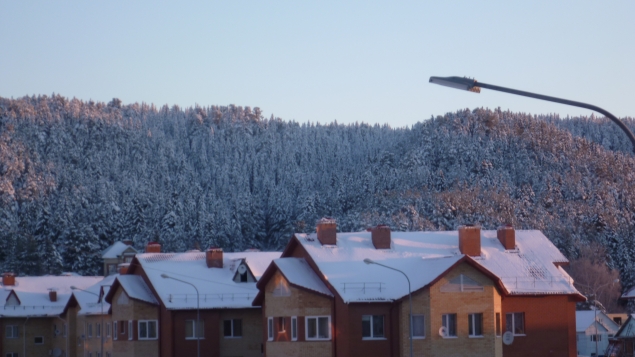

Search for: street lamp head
xmin=614 ymin=279 xmax=620 ymax=284
xmin=363 ymin=258 xmax=375 ymax=265
xmin=429 ymin=76 xmax=481 ymax=93
xmin=161 ymin=274 xmax=170 ymax=279
xmin=70 ymin=286 xmax=78 ymax=290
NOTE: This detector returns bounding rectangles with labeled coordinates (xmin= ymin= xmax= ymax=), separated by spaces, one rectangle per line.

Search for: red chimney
xmin=206 ymin=248 xmax=223 ymax=268
xmin=371 ymin=225 xmax=391 ymax=249
xmin=316 ymin=217 xmax=337 ymax=245
xmin=2 ymin=273 xmax=15 ymax=286
xmin=119 ymin=263 xmax=130 ymax=275
xmin=497 ymin=225 xmax=516 ymax=250
xmin=458 ymin=225 xmax=481 ymax=257
xmin=49 ymin=290 xmax=57 ymax=302
xmin=146 ymin=242 xmax=161 ymax=253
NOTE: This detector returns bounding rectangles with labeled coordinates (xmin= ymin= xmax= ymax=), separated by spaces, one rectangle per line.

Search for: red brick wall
xmin=172 ymin=310 xmax=220 ymax=357
xmin=502 ymin=295 xmax=577 ymax=357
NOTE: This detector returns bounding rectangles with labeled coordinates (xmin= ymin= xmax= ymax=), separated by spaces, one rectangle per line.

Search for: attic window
xmin=440 ymin=274 xmax=484 ymax=293
xmin=272 ymin=277 xmax=291 ymax=297
xmin=233 ymin=264 xmax=253 ymax=283
xmin=6 ymin=293 xmax=20 ymax=306
xmin=117 ymin=291 xmax=130 ymax=305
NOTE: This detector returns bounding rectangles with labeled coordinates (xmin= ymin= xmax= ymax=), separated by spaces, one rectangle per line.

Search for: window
xmin=224 ymin=319 xmax=242 ymax=338
xmin=278 ymin=317 xmax=286 ymax=332
xmin=97 ymin=323 xmax=101 ymax=337
xmin=185 ymin=320 xmax=205 ymax=339
xmin=412 ymin=315 xmax=425 ymax=338
xmin=88 ymin=324 xmax=93 ymax=338
xmin=440 ymin=274 xmax=484 ymax=292
xmin=362 ymin=315 xmax=385 ymax=339
xmin=128 ymin=321 xmax=133 ymax=340
xmin=614 ymin=317 xmax=623 ymax=325
xmin=591 ymin=335 xmax=602 ymax=342
xmin=272 ymin=277 xmax=291 ymax=297
xmin=138 ymin=320 xmax=158 ymax=340
xmin=34 ymin=336 xmax=44 ymax=344
xmin=267 ymin=317 xmax=274 ymax=341
xmin=306 ymin=316 xmax=331 ymax=340
xmin=6 ymin=325 xmax=19 ymax=339
xmin=468 ymin=313 xmax=483 ymax=337
xmin=506 ymin=312 xmax=525 ymax=335
xmin=291 ymin=317 xmax=298 ymax=341
xmin=106 ymin=323 xmax=111 ymax=338
xmin=107 ymin=264 xmax=117 ymax=275
xmin=53 ymin=324 xmax=57 ymax=338
xmin=113 ymin=321 xmax=118 ymax=340
xmin=496 ymin=313 xmax=501 ymax=337
xmin=6 ymin=353 xmax=19 ymax=357
xmin=442 ymin=314 xmax=457 ymax=337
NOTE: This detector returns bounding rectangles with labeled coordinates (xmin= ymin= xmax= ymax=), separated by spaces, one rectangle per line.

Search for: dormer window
xmin=233 ymin=263 xmax=255 ymax=283
xmin=440 ymin=274 xmax=484 ymax=292
xmin=5 ymin=291 xmax=20 ymax=306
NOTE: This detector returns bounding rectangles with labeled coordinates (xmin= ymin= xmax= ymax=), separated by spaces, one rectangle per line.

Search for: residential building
xmin=606 ymin=314 xmax=635 ymax=357
xmin=102 ymin=241 xmax=137 ymax=276
xmin=254 ymin=220 xmax=584 ymax=357
xmin=576 ymin=310 xmax=619 ymax=356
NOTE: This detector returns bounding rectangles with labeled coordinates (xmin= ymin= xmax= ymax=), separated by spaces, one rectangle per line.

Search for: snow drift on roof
xmin=116 ymin=275 xmax=158 ymax=305
xmin=136 ymin=251 xmax=280 ymax=310
xmin=274 ymin=258 xmax=333 ymax=297
xmin=295 ymin=229 xmax=579 ymax=303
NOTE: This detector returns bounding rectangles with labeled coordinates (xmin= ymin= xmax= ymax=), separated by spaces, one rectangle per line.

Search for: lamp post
xmin=72 ymin=285 xmax=111 ymax=357
xmin=574 ymin=279 xmax=619 ymax=357
xmin=429 ymin=76 xmax=635 ymax=153
xmin=363 ymin=258 xmax=413 ymax=357
xmin=161 ymin=274 xmax=200 ymax=357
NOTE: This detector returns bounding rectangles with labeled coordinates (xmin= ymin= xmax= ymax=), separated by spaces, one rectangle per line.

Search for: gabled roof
xmin=614 ymin=314 xmax=635 ymax=338
xmin=102 ymin=241 xmax=137 ymax=259
xmin=286 ymin=229 xmax=582 ymax=303
xmin=73 ymin=274 xmax=117 ymax=316
xmin=133 ymin=251 xmax=280 ymax=310
xmin=576 ymin=310 xmax=620 ymax=333
xmin=105 ymin=275 xmax=158 ymax=305
xmin=0 ymin=275 xmax=105 ymax=317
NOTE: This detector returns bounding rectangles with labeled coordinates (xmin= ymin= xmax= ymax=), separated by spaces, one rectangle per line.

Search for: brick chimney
xmin=118 ymin=263 xmax=130 ymax=275
xmin=206 ymin=248 xmax=223 ymax=268
xmin=2 ymin=272 xmax=15 ymax=286
xmin=497 ymin=225 xmax=516 ymax=250
xmin=316 ymin=217 xmax=337 ymax=245
xmin=371 ymin=225 xmax=391 ymax=249
xmin=458 ymin=225 xmax=481 ymax=257
xmin=146 ymin=242 xmax=161 ymax=253
xmin=49 ymin=289 xmax=57 ymax=302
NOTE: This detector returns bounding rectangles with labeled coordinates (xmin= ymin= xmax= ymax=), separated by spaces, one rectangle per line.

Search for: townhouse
xmin=575 ymin=310 xmax=619 ymax=356
xmin=254 ymin=220 xmax=585 ymax=357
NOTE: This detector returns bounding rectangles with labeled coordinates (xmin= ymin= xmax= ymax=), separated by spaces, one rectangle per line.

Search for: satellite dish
xmin=52 ymin=348 xmax=62 ymax=357
xmin=238 ymin=265 xmax=248 ymax=275
xmin=438 ymin=326 xmax=447 ymax=337
xmin=503 ymin=331 xmax=514 ymax=345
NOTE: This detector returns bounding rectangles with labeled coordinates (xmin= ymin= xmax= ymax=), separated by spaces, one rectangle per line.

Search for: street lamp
xmin=161 ymin=274 xmax=200 ymax=357
xmin=71 ymin=285 xmax=111 ymax=357
xmin=575 ymin=279 xmax=620 ymax=357
xmin=429 ymin=76 xmax=635 ymax=153
xmin=363 ymin=258 xmax=413 ymax=357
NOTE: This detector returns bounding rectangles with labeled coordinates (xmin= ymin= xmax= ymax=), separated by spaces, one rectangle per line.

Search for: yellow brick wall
xmin=111 ymin=286 xmax=159 ymax=357
xmin=218 ymin=308 xmax=263 ymax=357
xmin=2 ymin=317 xmax=53 ymax=357
xmin=397 ymin=262 xmax=503 ymax=357
xmin=76 ymin=314 xmax=113 ymax=357
xmin=264 ymin=270 xmax=332 ymax=357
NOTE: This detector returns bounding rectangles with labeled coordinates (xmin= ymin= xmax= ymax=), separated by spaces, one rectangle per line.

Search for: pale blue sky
xmin=1 ymin=1 xmax=633 ymax=127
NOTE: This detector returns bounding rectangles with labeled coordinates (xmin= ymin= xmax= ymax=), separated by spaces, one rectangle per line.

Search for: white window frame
xmin=88 ymin=323 xmax=93 ymax=338
xmin=305 ymin=316 xmax=331 ymax=341
xmin=106 ymin=323 xmax=111 ymax=338
xmin=442 ymin=313 xmax=457 ymax=338
xmin=468 ymin=313 xmax=484 ymax=337
xmin=362 ymin=315 xmax=385 ymax=340
xmin=185 ymin=320 xmax=205 ymax=340
xmin=34 ymin=336 xmax=44 ymax=344
xmin=291 ymin=316 xmax=298 ymax=341
xmin=506 ymin=312 xmax=526 ymax=336
xmin=128 ymin=320 xmax=133 ymax=340
xmin=223 ymin=319 xmax=242 ymax=339
xmin=267 ymin=317 xmax=274 ymax=341
xmin=97 ymin=322 xmax=101 ymax=337
xmin=412 ymin=314 xmax=425 ymax=339
xmin=113 ymin=321 xmax=118 ymax=340
xmin=138 ymin=320 xmax=158 ymax=340
xmin=5 ymin=325 xmax=19 ymax=339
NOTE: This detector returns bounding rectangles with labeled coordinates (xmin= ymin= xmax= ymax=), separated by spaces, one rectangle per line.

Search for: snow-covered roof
xmin=74 ymin=275 xmax=117 ymax=316
xmin=116 ymin=275 xmax=158 ymax=305
xmin=293 ymin=229 xmax=580 ymax=303
xmin=621 ymin=286 xmax=635 ymax=299
xmin=0 ymin=275 xmax=105 ymax=317
xmin=615 ymin=314 xmax=635 ymax=338
xmin=136 ymin=251 xmax=280 ymax=310
xmin=576 ymin=310 xmax=620 ymax=333
xmin=102 ymin=242 xmax=137 ymax=259
xmin=274 ymin=258 xmax=333 ymax=297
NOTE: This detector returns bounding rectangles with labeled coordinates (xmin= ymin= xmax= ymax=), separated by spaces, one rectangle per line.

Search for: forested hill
xmin=2 ymin=95 xmax=635 ymax=288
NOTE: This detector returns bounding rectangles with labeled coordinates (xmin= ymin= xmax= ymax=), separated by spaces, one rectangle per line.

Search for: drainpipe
xmin=56 ymin=316 xmax=68 ymax=357
xmin=23 ymin=317 xmax=30 ymax=357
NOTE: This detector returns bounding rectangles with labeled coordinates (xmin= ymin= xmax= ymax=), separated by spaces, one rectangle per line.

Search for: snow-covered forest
xmin=1 ymin=95 xmax=635 ymax=292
